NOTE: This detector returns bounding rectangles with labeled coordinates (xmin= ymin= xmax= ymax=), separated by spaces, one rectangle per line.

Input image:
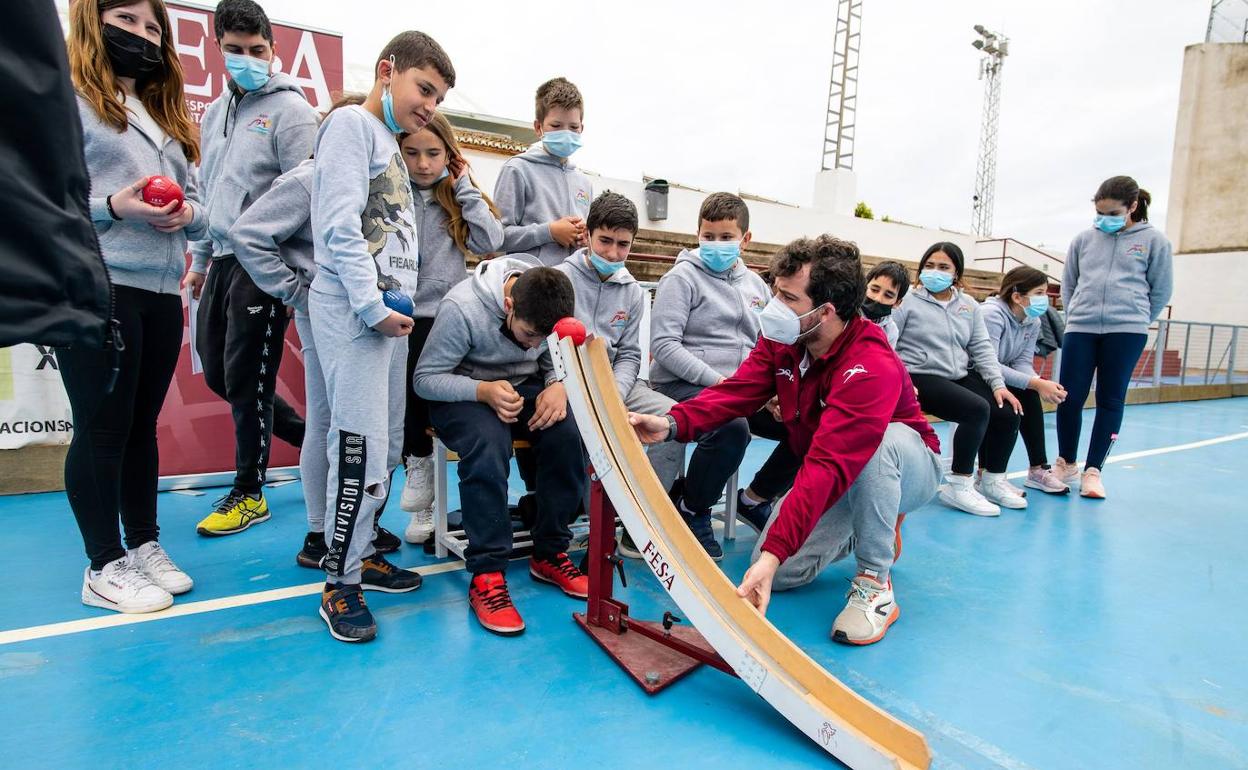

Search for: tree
xmin=854 ymin=201 xmax=874 ymax=220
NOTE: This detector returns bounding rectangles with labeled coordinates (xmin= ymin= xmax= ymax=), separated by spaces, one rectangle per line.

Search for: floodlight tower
xmin=821 ymin=0 xmax=863 ymax=171
xmin=970 ymin=24 xmax=1009 ymax=237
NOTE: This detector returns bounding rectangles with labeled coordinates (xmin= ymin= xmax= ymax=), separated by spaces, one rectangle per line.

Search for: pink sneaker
xmin=1054 ymin=457 xmax=1080 ymax=486
xmin=1080 ymin=468 xmax=1106 ymax=499
xmin=1024 ymin=466 xmax=1071 ymax=495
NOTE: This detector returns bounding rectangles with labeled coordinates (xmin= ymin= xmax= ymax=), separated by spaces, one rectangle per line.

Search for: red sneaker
xmin=893 ymin=513 xmax=906 ymax=563
xmin=529 ymin=552 xmax=589 ymax=599
xmin=469 ymin=572 xmax=525 ymax=636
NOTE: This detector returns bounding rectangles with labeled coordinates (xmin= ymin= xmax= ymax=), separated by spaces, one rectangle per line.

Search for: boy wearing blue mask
xmin=189 ymin=0 xmax=319 ymax=537
xmin=648 ymin=193 xmax=775 ymax=560
xmin=494 ymin=77 xmax=593 ymax=267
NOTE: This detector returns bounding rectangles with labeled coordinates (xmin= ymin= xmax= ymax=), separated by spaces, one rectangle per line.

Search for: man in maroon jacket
xmin=629 ymin=235 xmax=942 ymax=645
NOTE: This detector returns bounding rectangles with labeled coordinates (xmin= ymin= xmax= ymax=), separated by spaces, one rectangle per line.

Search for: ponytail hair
xmin=998 ymin=265 xmax=1048 ymax=304
xmin=1093 ymin=175 xmax=1150 ymax=223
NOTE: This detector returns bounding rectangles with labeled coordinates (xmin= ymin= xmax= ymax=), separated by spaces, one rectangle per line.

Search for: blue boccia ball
xmin=382 ymin=288 xmax=414 ymax=317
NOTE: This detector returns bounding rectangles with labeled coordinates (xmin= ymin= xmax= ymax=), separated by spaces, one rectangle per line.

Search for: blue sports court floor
xmin=2 ymin=398 xmax=1246 ymax=769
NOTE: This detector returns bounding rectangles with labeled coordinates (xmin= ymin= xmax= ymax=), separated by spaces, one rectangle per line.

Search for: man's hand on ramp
xmin=736 ymin=552 xmax=781 ymax=616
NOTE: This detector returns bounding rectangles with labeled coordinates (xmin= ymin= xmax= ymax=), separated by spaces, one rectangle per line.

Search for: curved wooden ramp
xmin=556 ymin=336 xmax=931 ymax=770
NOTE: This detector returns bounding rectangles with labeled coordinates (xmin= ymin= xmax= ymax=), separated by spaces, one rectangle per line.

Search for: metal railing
xmin=1134 ymin=319 xmax=1248 ymax=388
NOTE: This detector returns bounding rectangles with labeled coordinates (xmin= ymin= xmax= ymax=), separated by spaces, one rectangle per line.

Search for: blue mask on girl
xmin=698 ymin=241 xmax=740 ymax=273
xmin=588 ymin=250 xmax=625 ymax=276
xmin=1025 ymin=294 xmax=1049 ymax=318
xmin=919 ymin=269 xmax=954 ymax=293
xmin=1094 ymin=214 xmax=1127 ymax=234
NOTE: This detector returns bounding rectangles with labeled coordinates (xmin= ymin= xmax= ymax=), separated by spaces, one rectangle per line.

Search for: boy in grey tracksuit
xmin=494 ymin=142 xmax=593 ymax=267
xmin=309 ymin=104 xmax=422 ymax=603
xmin=414 ymin=258 xmax=588 ymax=635
xmin=189 ymin=69 xmax=318 ymax=535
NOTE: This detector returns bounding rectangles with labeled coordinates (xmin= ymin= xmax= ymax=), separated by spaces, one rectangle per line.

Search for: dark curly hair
xmin=769 ymin=235 xmax=864 ymax=323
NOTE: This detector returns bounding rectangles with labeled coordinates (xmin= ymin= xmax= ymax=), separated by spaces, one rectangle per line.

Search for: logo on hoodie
xmin=749 ymin=296 xmax=766 ymax=312
xmin=609 ymin=310 xmax=630 ymax=330
xmin=247 ymin=116 xmax=273 ymax=135
xmin=1126 ymin=243 xmax=1146 ymax=259
xmin=575 ymin=188 xmax=591 ymax=210
xmin=776 ymin=367 xmax=795 ymax=382
xmin=842 ymin=364 xmax=868 ymax=383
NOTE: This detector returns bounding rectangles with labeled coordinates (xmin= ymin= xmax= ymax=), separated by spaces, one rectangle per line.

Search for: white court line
xmin=4 ymin=429 xmax=1247 ymax=648
xmin=0 ymin=560 xmax=467 ymax=646
xmin=1005 ymin=430 xmax=1248 ymax=480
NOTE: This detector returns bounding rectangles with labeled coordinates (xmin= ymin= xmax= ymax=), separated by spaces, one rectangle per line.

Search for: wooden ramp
xmin=554 ymin=336 xmax=931 ymax=770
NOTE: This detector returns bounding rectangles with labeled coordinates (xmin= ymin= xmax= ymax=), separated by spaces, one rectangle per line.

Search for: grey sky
xmin=241 ymin=0 xmax=1209 ymax=250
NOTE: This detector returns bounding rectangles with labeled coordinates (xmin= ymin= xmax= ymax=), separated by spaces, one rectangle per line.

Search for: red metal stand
xmin=574 ymin=469 xmax=736 ymax=694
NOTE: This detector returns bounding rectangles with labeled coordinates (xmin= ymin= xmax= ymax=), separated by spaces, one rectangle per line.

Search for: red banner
xmin=158 ymin=3 xmax=342 ymax=478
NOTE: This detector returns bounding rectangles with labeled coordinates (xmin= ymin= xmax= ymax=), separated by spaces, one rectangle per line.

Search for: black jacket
xmin=0 ymin=0 xmax=111 ymax=349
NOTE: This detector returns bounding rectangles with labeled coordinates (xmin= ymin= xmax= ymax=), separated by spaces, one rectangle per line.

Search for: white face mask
xmin=758 ymin=296 xmax=825 ymax=345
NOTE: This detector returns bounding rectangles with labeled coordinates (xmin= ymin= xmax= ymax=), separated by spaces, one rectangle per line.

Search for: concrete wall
xmin=1164 ymin=43 xmax=1248 ymax=327
xmin=1166 ymin=43 xmax=1248 ymax=254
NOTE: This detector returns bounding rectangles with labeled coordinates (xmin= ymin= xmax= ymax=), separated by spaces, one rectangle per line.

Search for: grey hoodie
xmin=1061 ymin=222 xmax=1173 ymax=335
xmin=893 ymin=286 xmax=1006 ymax=391
xmin=77 ymin=95 xmax=207 ymax=295
xmin=310 ymin=106 xmax=418 ymax=329
xmin=411 ymin=174 xmax=505 ymax=318
xmin=228 ymin=159 xmax=314 ymax=311
xmin=649 ymin=249 xmax=770 ymax=387
xmin=413 ymin=257 xmax=553 ymax=403
xmin=493 ymin=143 xmax=593 ymax=266
xmin=189 ymin=74 xmax=318 ymax=273
xmin=554 ymin=250 xmax=646 ymax=396
xmin=981 ymin=296 xmax=1041 ymax=390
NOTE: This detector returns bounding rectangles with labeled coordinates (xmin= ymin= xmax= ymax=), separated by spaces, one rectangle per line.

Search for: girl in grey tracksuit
xmin=61 ymin=8 xmax=206 ymax=613
xmin=894 ymin=242 xmax=1022 ymax=513
xmin=1055 ymin=176 xmax=1173 ymax=497
xmin=395 ymin=116 xmax=505 ymax=535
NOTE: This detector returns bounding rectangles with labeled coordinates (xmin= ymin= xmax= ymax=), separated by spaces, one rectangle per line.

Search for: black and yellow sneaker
xmin=360 ymin=553 xmax=423 ymax=593
xmin=196 ymin=489 xmax=269 ymax=536
xmin=319 ymin=583 xmax=376 ymax=643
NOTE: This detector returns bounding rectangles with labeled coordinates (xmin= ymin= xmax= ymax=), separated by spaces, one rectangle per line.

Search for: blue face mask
xmin=379 ymin=56 xmax=403 ymax=133
xmin=223 ymin=52 xmax=272 ymax=92
xmin=1025 ymin=294 xmax=1049 ymax=318
xmin=542 ymin=129 xmax=583 ymax=158
xmin=698 ymin=241 xmax=740 ymax=273
xmin=1094 ymin=214 xmax=1127 ymax=234
xmin=588 ymin=250 xmax=625 ymax=276
xmin=919 ymin=269 xmax=954 ymax=293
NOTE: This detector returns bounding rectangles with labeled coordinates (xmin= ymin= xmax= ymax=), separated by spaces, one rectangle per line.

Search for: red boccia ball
xmin=553 ymin=316 xmax=587 ymax=345
xmin=142 ymin=175 xmax=184 ymax=210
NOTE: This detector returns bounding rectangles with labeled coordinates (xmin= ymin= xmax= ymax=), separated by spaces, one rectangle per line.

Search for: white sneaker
xmin=82 ymin=557 xmax=173 ymax=614
xmin=939 ymin=475 xmax=1001 ymax=516
xmin=976 ymin=471 xmax=1028 ymax=510
xmin=128 ymin=541 xmax=194 ymax=595
xmin=400 ymin=455 xmax=434 ymax=513
xmin=404 ymin=506 xmax=434 ymax=544
xmin=831 ymin=573 xmax=898 ymax=645
xmin=1054 ymin=457 xmax=1080 ymax=486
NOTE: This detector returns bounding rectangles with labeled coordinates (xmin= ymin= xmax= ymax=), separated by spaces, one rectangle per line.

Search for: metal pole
xmin=1152 ymin=321 xmax=1165 ymax=387
xmin=1230 ymin=326 xmax=1239 ymax=385
xmin=1204 ymin=323 xmax=1214 ymax=385
xmin=1181 ymin=322 xmax=1192 ymax=386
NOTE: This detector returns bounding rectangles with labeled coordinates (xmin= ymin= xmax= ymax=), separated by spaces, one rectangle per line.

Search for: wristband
xmin=665 ymin=414 xmax=678 ymax=442
xmin=106 ymin=195 xmax=122 ymax=221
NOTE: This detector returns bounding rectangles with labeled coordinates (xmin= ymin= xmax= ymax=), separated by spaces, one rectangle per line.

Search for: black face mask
xmin=102 ymin=24 xmax=164 ymax=79
xmin=500 ymin=316 xmax=524 ymax=350
xmin=861 ymin=299 xmax=894 ymax=322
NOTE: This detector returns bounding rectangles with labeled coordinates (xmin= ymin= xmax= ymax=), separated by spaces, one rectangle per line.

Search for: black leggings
xmin=57 ymin=285 xmax=182 ymax=569
xmin=911 ymin=371 xmax=1019 ymax=474
xmin=402 ymin=317 xmax=436 ymax=458
xmin=1009 ymin=387 xmax=1050 ymax=467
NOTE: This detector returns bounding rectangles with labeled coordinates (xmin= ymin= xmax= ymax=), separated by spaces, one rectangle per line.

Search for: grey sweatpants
xmin=751 ymin=422 xmax=941 ymax=587
xmin=295 ymin=312 xmax=328 ymax=533
xmin=623 ymin=381 xmax=682 ymax=484
xmin=308 ymin=290 xmax=406 ymax=585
